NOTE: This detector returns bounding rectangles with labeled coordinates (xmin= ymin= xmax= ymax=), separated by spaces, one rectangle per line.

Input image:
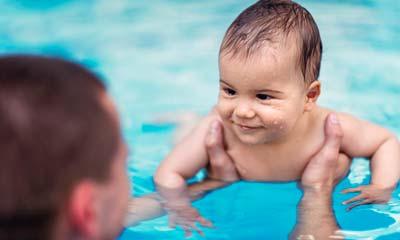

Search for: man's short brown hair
xmin=220 ymin=0 xmax=322 ymax=84
xmin=0 ymin=55 xmax=120 ymax=239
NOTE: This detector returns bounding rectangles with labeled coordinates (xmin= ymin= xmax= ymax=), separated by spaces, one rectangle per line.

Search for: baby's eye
xmin=223 ymin=88 xmax=236 ymax=96
xmin=256 ymin=93 xmax=272 ymax=100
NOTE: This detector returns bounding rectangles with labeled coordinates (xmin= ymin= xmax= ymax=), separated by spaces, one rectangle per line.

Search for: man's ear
xmin=304 ymin=80 xmax=321 ymax=112
xmin=67 ymin=181 xmax=100 ymax=238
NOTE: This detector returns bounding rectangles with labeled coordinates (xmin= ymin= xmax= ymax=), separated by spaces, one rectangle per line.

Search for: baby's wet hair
xmin=220 ymin=0 xmax=322 ymax=84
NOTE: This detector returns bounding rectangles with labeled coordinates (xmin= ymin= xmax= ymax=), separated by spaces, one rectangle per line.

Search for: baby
xmin=155 ymin=0 xmax=400 ymax=232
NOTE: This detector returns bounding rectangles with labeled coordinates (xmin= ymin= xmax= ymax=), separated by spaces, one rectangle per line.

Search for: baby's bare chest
xmin=229 ymin=152 xmax=305 ymax=181
xmin=227 ymin=142 xmax=323 ymax=182
xmin=221 ymin=109 xmax=330 ymax=182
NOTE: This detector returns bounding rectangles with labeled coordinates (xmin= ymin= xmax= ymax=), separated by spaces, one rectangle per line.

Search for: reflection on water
xmin=0 ymin=0 xmax=399 ymax=239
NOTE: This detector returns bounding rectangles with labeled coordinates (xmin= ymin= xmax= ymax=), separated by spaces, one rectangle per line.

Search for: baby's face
xmin=217 ymin=43 xmax=308 ymax=145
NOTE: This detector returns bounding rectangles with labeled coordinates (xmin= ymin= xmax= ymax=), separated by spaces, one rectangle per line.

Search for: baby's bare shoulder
xmin=316 ymin=107 xmax=393 ymax=157
xmin=313 ymin=107 xmax=356 ymax=132
xmin=313 ymin=107 xmax=354 ymax=147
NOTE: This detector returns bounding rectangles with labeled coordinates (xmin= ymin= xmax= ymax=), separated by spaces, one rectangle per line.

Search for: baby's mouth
xmin=233 ymin=122 xmax=263 ymax=131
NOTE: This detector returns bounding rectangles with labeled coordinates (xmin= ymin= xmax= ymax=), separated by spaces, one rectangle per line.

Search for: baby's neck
xmin=278 ymin=110 xmax=317 ymax=145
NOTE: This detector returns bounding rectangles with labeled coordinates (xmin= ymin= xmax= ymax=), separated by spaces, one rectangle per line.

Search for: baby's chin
xmin=233 ymin=129 xmax=287 ymax=145
xmin=234 ymin=132 xmax=270 ymax=145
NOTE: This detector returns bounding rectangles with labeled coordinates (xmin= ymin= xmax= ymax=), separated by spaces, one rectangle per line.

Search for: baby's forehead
xmin=219 ymin=36 xmax=305 ymax=88
xmin=220 ymin=31 xmax=302 ymax=58
xmin=221 ymin=32 xmax=301 ymax=64
xmin=221 ymin=37 xmax=301 ymax=70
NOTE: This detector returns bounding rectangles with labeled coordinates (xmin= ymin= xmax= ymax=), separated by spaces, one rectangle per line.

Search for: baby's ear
xmin=304 ymin=80 xmax=321 ymax=111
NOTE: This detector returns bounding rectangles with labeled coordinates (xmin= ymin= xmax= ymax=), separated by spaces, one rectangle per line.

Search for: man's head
xmin=217 ymin=0 xmax=322 ymax=145
xmin=0 ymin=55 xmax=130 ymax=240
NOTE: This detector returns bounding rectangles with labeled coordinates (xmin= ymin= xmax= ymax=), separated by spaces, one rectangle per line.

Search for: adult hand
xmin=292 ymin=113 xmax=346 ymax=240
xmin=165 ymin=119 xmax=239 ymax=237
xmin=301 ymin=113 xmax=345 ymax=192
xmin=205 ymin=120 xmax=240 ymax=182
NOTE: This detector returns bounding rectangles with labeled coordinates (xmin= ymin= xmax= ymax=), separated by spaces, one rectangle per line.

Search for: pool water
xmin=1 ymin=0 xmax=399 ymax=239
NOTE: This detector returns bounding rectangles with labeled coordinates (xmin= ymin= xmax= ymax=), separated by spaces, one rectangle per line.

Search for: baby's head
xmin=217 ymin=0 xmax=323 ymax=145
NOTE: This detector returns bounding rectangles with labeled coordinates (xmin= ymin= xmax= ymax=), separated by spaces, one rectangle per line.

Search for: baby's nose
xmin=234 ymin=102 xmax=255 ymax=119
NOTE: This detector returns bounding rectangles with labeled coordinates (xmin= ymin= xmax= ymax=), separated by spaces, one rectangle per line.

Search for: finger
xmin=342 ymin=194 xmax=365 ymax=205
xmin=334 ymin=153 xmax=351 ymax=182
xmin=188 ymin=190 xmax=204 ymax=199
xmin=204 ymin=121 xmax=238 ymax=182
xmin=205 ymin=121 xmax=227 ymax=167
xmin=303 ymin=113 xmax=343 ymax=176
xmin=205 ymin=120 xmax=223 ymax=150
xmin=169 ymin=222 xmax=176 ymax=229
xmin=324 ymin=113 xmax=343 ymax=150
xmin=168 ymin=216 xmax=176 ymax=229
xmin=190 ymin=223 xmax=204 ymax=237
xmin=341 ymin=187 xmax=362 ymax=194
xmin=183 ymin=227 xmax=192 ymax=238
xmin=197 ymin=216 xmax=214 ymax=228
xmin=346 ymin=199 xmax=373 ymax=211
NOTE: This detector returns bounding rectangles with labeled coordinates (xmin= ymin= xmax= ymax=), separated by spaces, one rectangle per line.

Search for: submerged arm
xmin=340 ymin=112 xmax=400 ymax=188
xmin=291 ymin=188 xmax=340 ymax=240
xmin=127 ymin=118 xmax=239 ymax=230
xmin=154 ymin=113 xmax=218 ymax=190
xmin=124 ymin=178 xmax=232 ymax=227
xmin=339 ymin=113 xmax=400 ymax=208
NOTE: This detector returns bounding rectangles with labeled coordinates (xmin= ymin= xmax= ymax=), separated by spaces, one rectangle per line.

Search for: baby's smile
xmin=234 ymin=122 xmax=263 ymax=132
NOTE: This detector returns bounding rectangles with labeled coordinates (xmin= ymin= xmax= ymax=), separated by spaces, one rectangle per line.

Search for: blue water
xmin=1 ymin=0 xmax=399 ymax=239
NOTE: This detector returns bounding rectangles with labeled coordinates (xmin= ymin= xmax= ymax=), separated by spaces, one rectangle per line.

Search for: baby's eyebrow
xmin=257 ymin=88 xmax=284 ymax=94
xmin=220 ymin=79 xmax=283 ymax=95
xmin=219 ymin=79 xmax=234 ymax=87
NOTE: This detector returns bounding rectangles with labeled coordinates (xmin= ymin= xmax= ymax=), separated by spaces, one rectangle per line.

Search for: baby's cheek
xmin=216 ymin=101 xmax=231 ymax=119
xmin=272 ymin=119 xmax=287 ymax=131
xmin=265 ymin=117 xmax=290 ymax=135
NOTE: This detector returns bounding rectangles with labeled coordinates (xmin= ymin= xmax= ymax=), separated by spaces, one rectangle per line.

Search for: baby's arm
xmin=154 ymin=113 xmax=213 ymax=189
xmin=154 ymin=111 xmax=221 ymax=233
xmin=126 ymin=122 xmax=239 ymax=228
xmin=124 ymin=180 xmax=235 ymax=227
xmin=338 ymin=112 xmax=400 ymax=209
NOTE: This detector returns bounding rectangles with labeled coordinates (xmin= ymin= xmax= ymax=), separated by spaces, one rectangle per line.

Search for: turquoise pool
xmin=1 ymin=0 xmax=399 ymax=239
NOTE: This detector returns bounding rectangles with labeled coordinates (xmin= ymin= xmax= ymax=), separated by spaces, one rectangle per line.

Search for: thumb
xmin=300 ymin=113 xmax=344 ymax=186
xmin=205 ymin=120 xmax=225 ymax=165
xmin=323 ymin=113 xmax=343 ymax=151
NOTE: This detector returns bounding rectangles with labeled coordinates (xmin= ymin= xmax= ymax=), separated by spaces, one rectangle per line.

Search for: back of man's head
xmin=0 ymin=55 xmax=120 ymax=239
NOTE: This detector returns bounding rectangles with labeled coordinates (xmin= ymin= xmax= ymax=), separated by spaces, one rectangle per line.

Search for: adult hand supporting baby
xmin=157 ymin=119 xmax=241 ymax=237
xmin=205 ymin=120 xmax=240 ymax=183
xmin=200 ymin=114 xmax=346 ymax=239
xmin=197 ymin=114 xmax=346 ymax=239
xmin=290 ymin=113 xmax=345 ymax=239
xmin=301 ymin=113 xmax=344 ymax=191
